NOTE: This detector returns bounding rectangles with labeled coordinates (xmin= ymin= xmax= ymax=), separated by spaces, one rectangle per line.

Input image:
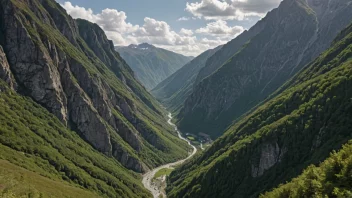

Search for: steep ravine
xmin=142 ymin=113 xmax=197 ymax=198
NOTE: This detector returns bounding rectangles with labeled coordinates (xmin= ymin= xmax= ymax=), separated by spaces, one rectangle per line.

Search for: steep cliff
xmin=0 ymin=0 xmax=190 ymax=174
xmin=116 ymin=43 xmax=193 ymax=90
xmin=167 ymin=21 xmax=352 ymax=198
xmin=152 ymin=46 xmax=221 ymax=113
xmin=178 ymin=0 xmax=352 ymax=138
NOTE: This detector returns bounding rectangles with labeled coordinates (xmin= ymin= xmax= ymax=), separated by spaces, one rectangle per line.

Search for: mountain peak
xmin=128 ymin=44 xmax=138 ymax=48
xmin=138 ymin=43 xmax=155 ymax=49
xmin=127 ymin=43 xmax=155 ymax=50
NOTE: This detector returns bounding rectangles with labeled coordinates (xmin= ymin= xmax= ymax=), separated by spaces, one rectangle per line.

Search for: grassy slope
xmin=8 ymin=0 xmax=190 ymax=169
xmin=167 ymin=23 xmax=352 ymax=198
xmin=0 ymin=81 xmax=150 ymax=197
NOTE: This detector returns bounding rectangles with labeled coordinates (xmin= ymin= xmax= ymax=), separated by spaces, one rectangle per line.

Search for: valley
xmin=1 ymin=0 xmax=352 ymax=197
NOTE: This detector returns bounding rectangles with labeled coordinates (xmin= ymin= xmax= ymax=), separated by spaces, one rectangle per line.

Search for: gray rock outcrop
xmin=251 ymin=142 xmax=287 ymax=177
xmin=0 ymin=45 xmax=16 ymax=89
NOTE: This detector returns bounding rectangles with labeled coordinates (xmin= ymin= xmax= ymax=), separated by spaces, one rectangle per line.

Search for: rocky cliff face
xmin=0 ymin=0 xmax=189 ymax=173
xmin=178 ymin=0 xmax=352 ymax=138
xmin=251 ymin=142 xmax=287 ymax=178
xmin=0 ymin=46 xmax=16 ymax=90
xmin=116 ymin=43 xmax=193 ymax=90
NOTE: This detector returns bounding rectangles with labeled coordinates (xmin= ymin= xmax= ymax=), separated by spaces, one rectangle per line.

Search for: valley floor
xmin=142 ymin=113 xmax=197 ymax=198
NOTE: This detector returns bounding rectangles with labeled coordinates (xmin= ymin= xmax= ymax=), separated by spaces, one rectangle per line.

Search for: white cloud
xmin=196 ymin=20 xmax=245 ymax=37
xmin=61 ymin=1 xmax=241 ymax=56
xmin=177 ymin=17 xmax=190 ymax=21
xmin=200 ymin=37 xmax=227 ymax=46
xmin=95 ymin=9 xmax=139 ymax=33
xmin=180 ymin=28 xmax=194 ymax=36
xmin=186 ymin=0 xmax=281 ymax=20
xmin=62 ymin=2 xmax=136 ymax=45
xmin=61 ymin=2 xmax=97 ymax=21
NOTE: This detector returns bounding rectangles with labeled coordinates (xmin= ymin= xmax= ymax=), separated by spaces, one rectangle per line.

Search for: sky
xmin=56 ymin=0 xmax=282 ymax=56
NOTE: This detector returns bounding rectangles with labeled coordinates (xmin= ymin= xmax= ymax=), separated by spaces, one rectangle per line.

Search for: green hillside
xmin=0 ymin=81 xmax=149 ymax=197
xmin=167 ymin=20 xmax=352 ymax=198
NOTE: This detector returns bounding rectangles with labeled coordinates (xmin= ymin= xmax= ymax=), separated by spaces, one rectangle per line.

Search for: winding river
xmin=142 ymin=113 xmax=197 ymax=198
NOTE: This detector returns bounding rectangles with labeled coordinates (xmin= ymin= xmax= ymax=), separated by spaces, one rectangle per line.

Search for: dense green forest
xmin=262 ymin=141 xmax=352 ymax=198
xmin=167 ymin=21 xmax=352 ymax=198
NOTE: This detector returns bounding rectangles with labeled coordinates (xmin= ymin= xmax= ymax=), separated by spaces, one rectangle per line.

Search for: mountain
xmin=167 ymin=19 xmax=352 ymax=198
xmin=177 ymin=0 xmax=352 ymax=138
xmin=151 ymin=46 xmax=221 ymax=113
xmin=0 ymin=0 xmax=190 ymax=196
xmin=194 ymin=19 xmax=267 ymax=87
xmin=116 ymin=43 xmax=193 ymax=90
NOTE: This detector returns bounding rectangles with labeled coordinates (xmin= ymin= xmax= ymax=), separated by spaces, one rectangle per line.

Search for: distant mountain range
xmin=116 ymin=43 xmax=193 ymax=90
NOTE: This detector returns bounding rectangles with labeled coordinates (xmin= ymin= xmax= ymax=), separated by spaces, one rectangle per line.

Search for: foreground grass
xmin=0 ymin=160 xmax=98 ymax=198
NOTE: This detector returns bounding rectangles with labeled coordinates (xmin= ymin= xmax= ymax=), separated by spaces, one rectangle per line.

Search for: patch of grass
xmin=153 ymin=168 xmax=173 ymax=180
xmin=187 ymin=136 xmax=195 ymax=141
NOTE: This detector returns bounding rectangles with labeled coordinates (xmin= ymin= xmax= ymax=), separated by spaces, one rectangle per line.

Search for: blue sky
xmin=56 ymin=0 xmax=282 ymax=56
